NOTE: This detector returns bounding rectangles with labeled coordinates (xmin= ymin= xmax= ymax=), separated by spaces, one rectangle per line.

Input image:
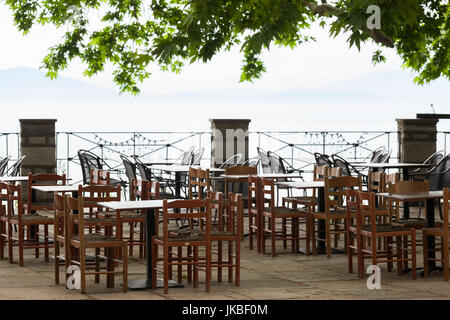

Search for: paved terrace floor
xmin=0 ymin=207 xmax=449 ymax=300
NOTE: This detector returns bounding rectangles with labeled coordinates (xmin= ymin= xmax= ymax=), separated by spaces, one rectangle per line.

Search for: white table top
xmin=377 ymin=191 xmax=443 ymax=201
xmin=351 ymin=163 xmax=434 ymax=169
xmin=31 ymin=185 xmax=87 ymax=193
xmin=97 ymin=199 xmax=178 ymax=211
xmin=276 ymin=181 xmax=324 ymax=189
xmin=222 ymin=173 xmax=303 ymax=179
xmin=150 ymin=165 xmax=225 ymax=173
xmin=0 ymin=176 xmax=29 ymax=182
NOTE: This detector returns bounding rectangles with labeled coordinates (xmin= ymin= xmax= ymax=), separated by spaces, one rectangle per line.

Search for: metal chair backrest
xmin=0 ymin=156 xmax=11 ymax=176
xmin=120 ymin=155 xmax=137 ymax=185
xmin=314 ymin=152 xmax=333 ymax=167
xmin=8 ymin=155 xmax=26 ymax=177
xmin=132 ymin=156 xmax=152 ymax=181
xmin=257 ymin=147 xmax=272 ymax=174
xmin=78 ymin=150 xmax=102 ymax=184
xmin=332 ymin=154 xmax=352 ymax=176
xmin=179 ymin=147 xmax=195 ymax=165
xmin=429 ymin=154 xmax=450 ymax=190
xmin=370 ymin=146 xmax=386 ymax=163
xmin=375 ymin=149 xmax=392 ymax=164
xmin=220 ymin=154 xmax=243 ymax=169
xmin=191 ymin=148 xmax=204 ymax=165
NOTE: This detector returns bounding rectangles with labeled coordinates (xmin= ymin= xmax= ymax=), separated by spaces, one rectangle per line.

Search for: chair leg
xmin=8 ymin=222 xmax=13 ymax=264
xmin=193 ymin=246 xmax=199 ymax=289
xmin=34 ymin=225 xmax=39 ymax=259
xmin=218 ymin=240 xmax=223 ymax=283
xmin=325 ymin=219 xmax=331 ymax=259
xmin=422 ymin=231 xmax=429 ymax=277
xmin=411 ymin=231 xmax=416 ymax=280
xmin=95 ymin=248 xmax=100 ymax=284
xmin=44 ymin=225 xmax=49 ymax=262
xmin=80 ymin=247 xmax=86 ymax=294
xmin=236 ymin=238 xmax=240 ymax=287
xmin=396 ymin=236 xmax=403 ymax=276
xmin=19 ymin=225 xmax=24 ymax=266
xmin=123 ymin=242 xmax=128 ymax=292
xmin=282 ymin=218 xmax=287 ymax=250
xmin=271 ymin=216 xmax=276 ymax=257
xmin=129 ymin=223 xmax=134 ymax=257
xmin=54 ymin=238 xmax=60 ymax=285
xmin=443 ymin=236 xmax=449 ymax=281
xmin=347 ymin=231 xmax=353 ymax=274
xmin=151 ymin=241 xmax=158 ymax=289
xmin=164 ymin=244 xmax=169 ymax=294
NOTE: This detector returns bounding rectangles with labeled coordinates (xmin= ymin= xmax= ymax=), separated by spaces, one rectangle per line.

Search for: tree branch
xmin=304 ymin=1 xmax=394 ymax=48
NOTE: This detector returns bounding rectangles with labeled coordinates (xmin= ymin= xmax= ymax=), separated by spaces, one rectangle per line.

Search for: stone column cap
xmin=396 ymin=118 xmax=438 ymax=125
xmin=20 ymin=119 xmax=57 ymax=123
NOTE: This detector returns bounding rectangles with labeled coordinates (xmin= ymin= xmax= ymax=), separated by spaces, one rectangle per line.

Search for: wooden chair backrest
xmin=368 ymin=171 xmax=385 ymax=193
xmin=248 ymin=176 xmax=259 ymax=214
xmin=65 ymin=195 xmax=86 ymax=245
xmin=54 ymin=193 xmax=65 ymax=238
xmin=357 ymin=191 xmax=378 ymax=234
xmin=227 ymin=193 xmax=243 ymax=237
xmin=78 ymin=184 xmax=121 ymax=213
xmin=6 ymin=183 xmax=23 ymax=222
xmin=259 ymin=177 xmax=275 ymax=209
xmin=189 ymin=167 xmax=211 ymax=200
xmin=27 ymin=173 xmax=67 ymax=206
xmin=0 ymin=182 xmax=8 ymax=217
xmin=162 ymin=199 xmax=211 ymax=241
xmin=90 ymin=169 xmax=110 ymax=185
xmin=324 ymin=175 xmax=362 ymax=211
xmin=313 ymin=164 xmax=329 ymax=181
xmin=388 ymin=180 xmax=429 ymax=195
xmin=443 ymin=188 xmax=449 ymax=230
xmin=327 ymin=167 xmax=342 ymax=178
xmin=131 ymin=179 xmax=160 ymax=201
xmin=225 ymin=165 xmax=257 ymax=176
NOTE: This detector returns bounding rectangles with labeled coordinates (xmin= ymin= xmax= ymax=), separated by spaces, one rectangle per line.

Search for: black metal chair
xmin=370 ymin=146 xmax=386 ymax=163
xmin=314 ymin=152 xmax=333 ymax=167
xmin=331 ymin=154 xmax=353 ymax=176
xmin=410 ymin=150 xmax=445 ymax=179
xmin=78 ymin=150 xmax=126 ymax=189
xmin=7 ymin=155 xmax=26 ymax=177
xmin=191 ymin=148 xmax=204 ymax=165
xmin=0 ymin=156 xmax=10 ymax=176
xmin=178 ymin=146 xmax=194 ymax=165
xmin=120 ymin=155 xmax=137 ymax=197
xmin=257 ymin=147 xmax=272 ymax=174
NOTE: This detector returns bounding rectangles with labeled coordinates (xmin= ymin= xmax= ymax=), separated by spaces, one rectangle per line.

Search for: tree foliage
xmin=4 ymin=0 xmax=450 ymax=94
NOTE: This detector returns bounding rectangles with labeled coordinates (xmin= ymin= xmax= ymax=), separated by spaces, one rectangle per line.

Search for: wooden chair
xmin=259 ymin=177 xmax=311 ymax=256
xmin=198 ymin=192 xmax=242 ymax=286
xmin=0 ymin=182 xmax=9 ymax=260
xmin=388 ymin=181 xmax=429 ymax=229
xmin=188 ymin=167 xmax=211 ymax=200
xmin=313 ymin=175 xmax=362 ymax=258
xmin=422 ymin=188 xmax=450 ymax=280
xmin=152 ymin=199 xmax=211 ymax=294
xmin=248 ymin=176 xmax=261 ymax=252
xmin=357 ymin=191 xmax=417 ymax=279
xmin=54 ymin=193 xmax=68 ymax=285
xmin=282 ymin=164 xmax=330 ymax=210
xmin=24 ymin=173 xmax=67 ymax=214
xmin=90 ymin=169 xmax=111 ymax=185
xmin=65 ymin=195 xmax=128 ymax=293
xmin=5 ymin=183 xmax=54 ymax=266
xmin=224 ymin=165 xmax=257 ymax=201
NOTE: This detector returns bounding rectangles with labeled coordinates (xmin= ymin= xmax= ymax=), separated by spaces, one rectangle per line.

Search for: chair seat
xmin=81 ymin=218 xmax=117 ymax=225
xmin=265 ymin=207 xmax=309 ymax=214
xmin=361 ymin=223 xmax=412 ymax=233
xmin=24 ymin=202 xmax=54 ymax=209
xmin=392 ymin=218 xmax=427 ymax=228
xmin=189 ymin=228 xmax=235 ymax=237
xmin=9 ymin=214 xmax=53 ymax=223
xmin=283 ymin=196 xmax=317 ymax=203
xmin=155 ymin=234 xmax=204 ymax=242
xmin=72 ymin=234 xmax=121 ymax=243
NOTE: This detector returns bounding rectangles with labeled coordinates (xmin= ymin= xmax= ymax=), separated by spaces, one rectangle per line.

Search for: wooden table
xmin=0 ymin=176 xmax=31 ymax=182
xmin=276 ymin=181 xmax=341 ymax=255
xmin=377 ymin=191 xmax=444 ymax=271
xmin=352 ymin=163 xmax=435 ymax=218
xmin=97 ymin=199 xmax=181 ymax=290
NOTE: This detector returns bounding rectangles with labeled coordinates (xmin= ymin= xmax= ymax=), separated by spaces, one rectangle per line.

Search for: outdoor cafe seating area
xmin=0 ymin=145 xmax=449 ymax=296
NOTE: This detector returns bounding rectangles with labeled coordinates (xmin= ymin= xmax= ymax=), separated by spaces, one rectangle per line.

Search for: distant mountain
xmin=0 ymin=67 xmax=129 ymax=101
xmin=0 ymin=67 xmax=448 ymax=109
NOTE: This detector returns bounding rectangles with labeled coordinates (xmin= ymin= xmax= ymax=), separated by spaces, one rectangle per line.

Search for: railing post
xmin=67 ymin=133 xmax=70 ymax=178
xmin=5 ymin=133 xmax=8 ymax=172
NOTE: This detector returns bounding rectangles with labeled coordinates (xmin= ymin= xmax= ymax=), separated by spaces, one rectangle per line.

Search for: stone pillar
xmin=210 ymin=119 xmax=251 ymax=168
xmin=20 ymin=119 xmax=57 ymax=203
xmin=396 ymin=118 xmax=438 ymax=163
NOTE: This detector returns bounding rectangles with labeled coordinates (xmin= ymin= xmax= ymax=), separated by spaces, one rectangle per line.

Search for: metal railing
xmin=0 ymin=130 xmax=449 ymax=183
